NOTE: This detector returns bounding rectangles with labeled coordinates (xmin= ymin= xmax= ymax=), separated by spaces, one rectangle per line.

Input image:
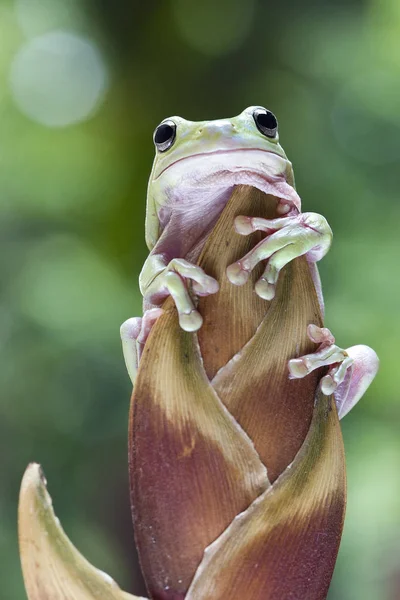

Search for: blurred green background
xmin=1 ymin=0 xmax=399 ymax=598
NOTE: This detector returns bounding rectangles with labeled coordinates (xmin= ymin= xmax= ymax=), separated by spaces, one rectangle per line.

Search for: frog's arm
xmin=227 ymin=212 xmax=332 ymax=302
xmin=139 ymin=252 xmax=219 ymax=332
xmin=120 ymin=252 xmax=218 ymax=385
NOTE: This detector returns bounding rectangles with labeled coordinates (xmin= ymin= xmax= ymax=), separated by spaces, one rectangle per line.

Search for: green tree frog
xmin=121 ymin=106 xmax=378 ymax=419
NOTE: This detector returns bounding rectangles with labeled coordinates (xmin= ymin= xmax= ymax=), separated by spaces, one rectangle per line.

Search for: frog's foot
xmin=162 ymin=259 xmax=219 ymax=332
xmin=120 ymin=308 xmax=163 ymax=384
xmin=288 ymin=325 xmax=350 ymax=393
xmin=288 ymin=324 xmax=379 ymax=419
xmin=226 ymin=213 xmax=332 ymax=300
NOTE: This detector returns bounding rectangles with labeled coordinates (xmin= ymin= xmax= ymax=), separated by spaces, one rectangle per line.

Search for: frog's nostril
xmin=205 ymin=120 xmax=235 ymax=135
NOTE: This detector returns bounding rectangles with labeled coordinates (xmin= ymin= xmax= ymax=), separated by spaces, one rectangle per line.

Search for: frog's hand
xmin=226 ymin=213 xmax=332 ymax=301
xmin=288 ymin=325 xmax=379 ymax=419
xmin=120 ymin=309 xmax=163 ymax=385
xmin=140 ymin=255 xmax=219 ymax=333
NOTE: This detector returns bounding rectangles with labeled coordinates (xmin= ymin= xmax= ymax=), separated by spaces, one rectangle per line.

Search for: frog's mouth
xmin=156 ymin=148 xmax=287 ymax=178
xmin=154 ymin=148 xmax=301 ymax=216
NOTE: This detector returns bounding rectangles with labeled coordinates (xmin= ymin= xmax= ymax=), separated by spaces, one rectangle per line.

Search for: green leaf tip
xmin=18 ymin=463 xmax=147 ymax=600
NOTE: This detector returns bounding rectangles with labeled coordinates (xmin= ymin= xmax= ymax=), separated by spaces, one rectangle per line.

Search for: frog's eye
xmin=153 ymin=120 xmax=177 ymax=152
xmin=253 ymin=108 xmax=278 ymax=138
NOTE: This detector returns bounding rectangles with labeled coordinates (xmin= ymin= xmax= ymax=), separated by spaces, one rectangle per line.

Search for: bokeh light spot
xmin=10 ymin=30 xmax=109 ymax=127
xmin=172 ymin=0 xmax=255 ymax=57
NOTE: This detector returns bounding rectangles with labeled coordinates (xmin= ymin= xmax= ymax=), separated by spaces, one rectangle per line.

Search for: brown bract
xmin=129 ymin=185 xmax=346 ymax=600
xmin=186 ymin=391 xmax=346 ymax=600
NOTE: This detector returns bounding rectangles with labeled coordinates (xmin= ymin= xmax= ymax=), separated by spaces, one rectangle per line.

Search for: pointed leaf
xmin=186 ymin=391 xmax=346 ymax=600
xmin=19 ymin=463 xmax=144 ymax=600
xmin=197 ymin=186 xmax=277 ymax=379
xmin=198 ymin=185 xmax=324 ymax=482
xmin=130 ymin=302 xmax=269 ymax=599
xmin=213 ymin=255 xmax=323 ymax=482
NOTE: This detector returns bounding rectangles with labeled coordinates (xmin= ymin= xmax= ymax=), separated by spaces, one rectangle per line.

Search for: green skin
xmin=121 ymin=107 xmax=379 ymax=419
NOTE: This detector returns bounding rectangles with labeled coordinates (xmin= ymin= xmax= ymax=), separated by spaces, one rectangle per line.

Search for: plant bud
xmin=129 ymin=185 xmax=346 ymax=600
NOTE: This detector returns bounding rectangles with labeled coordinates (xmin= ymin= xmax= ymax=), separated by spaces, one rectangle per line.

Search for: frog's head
xmin=146 ymin=106 xmax=300 ymax=250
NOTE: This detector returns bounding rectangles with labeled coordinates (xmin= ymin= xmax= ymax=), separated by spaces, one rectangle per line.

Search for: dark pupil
xmin=155 ymin=124 xmax=174 ymax=144
xmin=257 ymin=111 xmax=277 ymax=130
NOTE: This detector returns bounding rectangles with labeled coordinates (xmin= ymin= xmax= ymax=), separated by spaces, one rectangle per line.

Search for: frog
xmin=121 ymin=106 xmax=379 ymax=419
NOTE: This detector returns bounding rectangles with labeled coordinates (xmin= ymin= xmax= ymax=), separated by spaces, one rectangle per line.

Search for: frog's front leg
xmin=226 ymin=213 xmax=332 ymax=300
xmin=288 ymin=325 xmax=379 ymax=418
xmin=120 ymin=308 xmax=164 ymax=384
xmin=140 ymin=253 xmax=219 ymax=332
